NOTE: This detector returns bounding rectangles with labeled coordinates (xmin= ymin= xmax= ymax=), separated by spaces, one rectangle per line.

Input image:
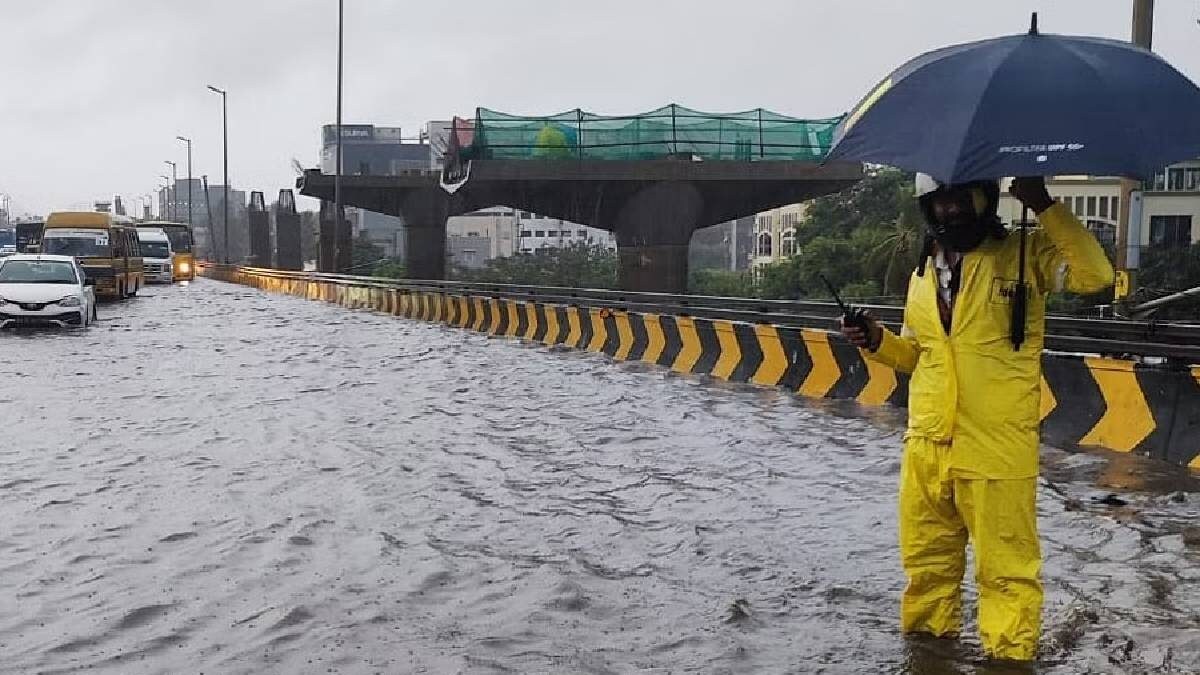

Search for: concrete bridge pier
xmin=612 ymin=182 xmax=703 ymax=294
xmin=317 ymin=200 xmax=344 ymax=273
xmin=405 ymin=224 xmax=447 ymax=280
xmin=248 ymin=192 xmax=271 ymax=267
xmin=394 ymin=187 xmax=449 ymax=280
xmin=274 ymin=189 xmax=303 ymax=271
xmin=309 ymin=176 xmax=450 ymax=278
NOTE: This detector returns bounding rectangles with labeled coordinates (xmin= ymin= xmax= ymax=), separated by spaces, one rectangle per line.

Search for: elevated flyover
xmin=298 ymin=105 xmax=862 ymax=292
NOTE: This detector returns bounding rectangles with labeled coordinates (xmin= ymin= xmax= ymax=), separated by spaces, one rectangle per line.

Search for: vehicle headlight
xmin=179 ymin=262 xmax=191 ymax=273
xmin=59 ymin=296 xmax=81 ymax=307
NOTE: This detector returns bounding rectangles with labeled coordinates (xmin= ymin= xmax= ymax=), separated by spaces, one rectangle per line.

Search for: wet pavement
xmin=1 ymin=278 xmax=1198 ymax=674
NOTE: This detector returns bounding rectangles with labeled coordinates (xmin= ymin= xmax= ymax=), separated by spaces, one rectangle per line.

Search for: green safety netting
xmin=458 ymin=105 xmax=844 ymax=162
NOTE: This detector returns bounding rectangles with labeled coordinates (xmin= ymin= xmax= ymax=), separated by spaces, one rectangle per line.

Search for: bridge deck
xmin=2 ymin=280 xmax=1197 ymax=672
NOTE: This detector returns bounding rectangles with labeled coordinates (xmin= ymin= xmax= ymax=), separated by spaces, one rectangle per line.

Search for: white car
xmin=0 ymin=254 xmax=97 ymax=328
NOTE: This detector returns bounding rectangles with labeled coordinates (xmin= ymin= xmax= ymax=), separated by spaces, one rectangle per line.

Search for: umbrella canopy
xmin=825 ymin=14 xmax=1200 ymax=184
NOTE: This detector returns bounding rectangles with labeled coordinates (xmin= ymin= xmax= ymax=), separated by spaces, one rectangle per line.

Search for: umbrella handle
xmin=1011 ymin=205 xmax=1029 ymax=350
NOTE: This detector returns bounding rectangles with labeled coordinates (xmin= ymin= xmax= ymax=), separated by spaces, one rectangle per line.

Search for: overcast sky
xmin=1 ymin=0 xmax=1196 ymax=216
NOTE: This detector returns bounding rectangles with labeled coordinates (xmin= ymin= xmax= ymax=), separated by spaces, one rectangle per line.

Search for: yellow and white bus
xmin=42 ymin=212 xmax=144 ymax=299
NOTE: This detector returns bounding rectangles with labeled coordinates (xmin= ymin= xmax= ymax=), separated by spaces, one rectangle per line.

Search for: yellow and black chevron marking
xmin=205 ymin=266 xmax=1200 ymax=469
xmin=1040 ymin=356 xmax=1200 ymax=468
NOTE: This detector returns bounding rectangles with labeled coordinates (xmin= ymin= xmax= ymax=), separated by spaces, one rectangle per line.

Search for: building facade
xmin=513 ymin=211 xmax=615 ymax=254
xmin=752 ymin=202 xmax=806 ymax=268
xmin=1143 ymin=161 xmax=1200 ymax=247
xmin=319 ymin=124 xmax=430 ymax=176
xmin=444 ymin=207 xmax=616 ymax=271
xmin=445 ymin=207 xmax=519 ymax=269
xmin=997 ymin=161 xmax=1200 ymax=251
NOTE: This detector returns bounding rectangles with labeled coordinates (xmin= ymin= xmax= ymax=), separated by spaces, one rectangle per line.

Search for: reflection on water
xmin=0 ymin=279 xmax=1196 ymax=674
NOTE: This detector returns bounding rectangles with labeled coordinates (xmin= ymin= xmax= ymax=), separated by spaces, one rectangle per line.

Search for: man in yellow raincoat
xmin=841 ymin=175 xmax=1113 ymax=661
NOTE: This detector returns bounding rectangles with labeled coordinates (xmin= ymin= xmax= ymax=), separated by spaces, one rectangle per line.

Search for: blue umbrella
xmin=825 ymin=13 xmax=1200 ymax=183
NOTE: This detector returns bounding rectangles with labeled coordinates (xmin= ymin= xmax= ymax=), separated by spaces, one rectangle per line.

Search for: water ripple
xmin=0 ymin=280 xmax=1195 ymax=673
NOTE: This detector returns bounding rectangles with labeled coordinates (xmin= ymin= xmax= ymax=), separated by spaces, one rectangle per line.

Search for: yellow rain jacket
xmin=868 ymin=202 xmax=1113 ymax=660
xmin=870 ymin=202 xmax=1115 ymax=478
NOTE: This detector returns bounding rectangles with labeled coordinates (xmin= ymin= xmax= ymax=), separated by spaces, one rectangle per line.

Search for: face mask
xmin=922 ymin=185 xmax=995 ymax=253
xmin=931 ymin=221 xmax=991 ymax=253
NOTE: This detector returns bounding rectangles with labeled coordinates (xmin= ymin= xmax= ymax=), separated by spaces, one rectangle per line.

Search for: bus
xmin=15 ymin=221 xmax=42 ymax=253
xmin=141 ymin=221 xmax=195 ymax=281
xmin=41 ymin=212 xmax=144 ymax=299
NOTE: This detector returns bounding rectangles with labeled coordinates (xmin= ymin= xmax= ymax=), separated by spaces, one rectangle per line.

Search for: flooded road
xmin=2 ymin=279 xmax=1198 ymax=674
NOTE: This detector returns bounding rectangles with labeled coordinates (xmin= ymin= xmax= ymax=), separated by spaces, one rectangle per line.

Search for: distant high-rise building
xmin=319 ymin=124 xmax=429 ymax=176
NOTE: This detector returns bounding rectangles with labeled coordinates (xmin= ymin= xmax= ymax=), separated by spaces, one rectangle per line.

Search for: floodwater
xmin=1 ymin=279 xmax=1197 ymax=674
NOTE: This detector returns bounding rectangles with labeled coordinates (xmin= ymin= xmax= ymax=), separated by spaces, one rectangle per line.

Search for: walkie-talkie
xmin=820 ymin=274 xmax=872 ymax=334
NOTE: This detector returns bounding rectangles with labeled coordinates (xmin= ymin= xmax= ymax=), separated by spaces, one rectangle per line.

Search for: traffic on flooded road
xmin=2 ymin=279 xmax=1197 ymax=674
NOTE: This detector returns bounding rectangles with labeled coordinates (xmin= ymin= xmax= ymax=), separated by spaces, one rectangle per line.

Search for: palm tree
xmin=869 ymin=187 xmax=924 ymax=297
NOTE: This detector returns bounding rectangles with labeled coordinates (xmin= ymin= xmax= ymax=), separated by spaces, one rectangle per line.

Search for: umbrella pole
xmin=1011 ymin=205 xmax=1029 ymax=350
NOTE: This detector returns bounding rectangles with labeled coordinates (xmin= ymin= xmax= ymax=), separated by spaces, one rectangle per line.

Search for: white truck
xmin=136 ymin=227 xmax=174 ymax=284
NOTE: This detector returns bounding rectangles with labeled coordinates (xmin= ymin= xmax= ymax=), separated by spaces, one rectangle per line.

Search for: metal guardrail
xmin=204 ymin=265 xmax=1200 ymax=364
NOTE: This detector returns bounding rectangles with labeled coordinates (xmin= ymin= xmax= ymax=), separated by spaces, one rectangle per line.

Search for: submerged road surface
xmin=2 ymin=279 xmax=1198 ymax=674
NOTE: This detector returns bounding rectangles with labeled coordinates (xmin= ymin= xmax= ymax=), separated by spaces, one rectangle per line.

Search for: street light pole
xmin=334 ymin=0 xmax=344 ymax=272
xmin=176 ymin=136 xmax=193 ymax=230
xmin=159 ymin=171 xmax=174 ymax=219
xmin=164 ymin=160 xmax=177 ymax=221
xmin=207 ymin=85 xmax=230 ymax=264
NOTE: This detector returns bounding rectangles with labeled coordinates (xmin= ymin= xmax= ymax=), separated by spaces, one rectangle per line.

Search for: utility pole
xmin=203 ymin=175 xmax=215 ymax=261
xmin=1115 ymin=0 xmax=1154 ymax=300
xmin=164 ymin=160 xmax=177 ymax=222
xmin=207 ymin=85 xmax=230 ymax=264
xmin=176 ymin=136 xmax=193 ymax=230
xmin=334 ymin=0 xmax=345 ymax=272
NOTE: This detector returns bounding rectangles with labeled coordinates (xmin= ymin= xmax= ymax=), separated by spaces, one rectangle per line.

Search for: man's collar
xmin=933 ymin=247 xmax=962 ymax=272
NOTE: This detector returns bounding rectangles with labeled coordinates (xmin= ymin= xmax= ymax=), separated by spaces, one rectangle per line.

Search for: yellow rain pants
xmin=899 ymin=437 xmax=1041 ymax=660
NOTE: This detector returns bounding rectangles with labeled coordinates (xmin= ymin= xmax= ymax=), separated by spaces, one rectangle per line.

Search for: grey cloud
xmin=1 ymin=0 xmax=1196 ymax=215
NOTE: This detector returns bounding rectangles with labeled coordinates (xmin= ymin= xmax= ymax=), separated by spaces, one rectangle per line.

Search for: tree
xmin=868 ymin=187 xmax=925 ymax=297
xmin=689 ymin=269 xmax=754 ymax=297
xmin=351 ymin=234 xmax=386 ymax=272
xmin=372 ymin=259 xmax=407 ymax=279
xmin=782 ymin=167 xmax=922 ymax=300
xmin=756 ymin=258 xmax=806 ymax=299
xmin=1133 ymin=243 xmax=1200 ymax=319
xmin=344 ymin=233 xmax=408 ymax=279
xmin=800 ymin=167 xmax=915 ymax=244
xmin=460 ymin=243 xmax=618 ymax=288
